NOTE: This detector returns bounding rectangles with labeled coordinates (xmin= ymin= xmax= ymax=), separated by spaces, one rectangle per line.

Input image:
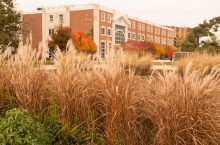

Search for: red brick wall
xmin=99 ymin=10 xmax=113 ymax=43
xmin=70 ymin=10 xmax=94 ymax=35
xmin=22 ymin=13 xmax=42 ymax=49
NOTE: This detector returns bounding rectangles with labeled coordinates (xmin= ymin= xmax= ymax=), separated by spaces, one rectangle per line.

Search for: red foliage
xmin=121 ymin=40 xmax=178 ymax=57
xmin=121 ymin=40 xmax=156 ymax=54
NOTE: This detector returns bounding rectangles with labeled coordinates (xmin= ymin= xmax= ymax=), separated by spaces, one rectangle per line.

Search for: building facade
xmin=22 ymin=4 xmax=174 ymax=58
xmin=167 ymin=26 xmax=193 ymax=47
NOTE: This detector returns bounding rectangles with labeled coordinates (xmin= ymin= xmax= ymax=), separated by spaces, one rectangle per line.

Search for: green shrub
xmin=0 ymin=109 xmax=52 ymax=145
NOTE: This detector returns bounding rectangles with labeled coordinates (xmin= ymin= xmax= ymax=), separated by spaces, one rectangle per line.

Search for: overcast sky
xmin=15 ymin=0 xmax=220 ymax=27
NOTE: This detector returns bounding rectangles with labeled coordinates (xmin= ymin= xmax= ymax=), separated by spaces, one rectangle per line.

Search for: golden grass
xmin=177 ymin=53 xmax=220 ymax=72
xmin=0 ymin=43 xmax=220 ymax=144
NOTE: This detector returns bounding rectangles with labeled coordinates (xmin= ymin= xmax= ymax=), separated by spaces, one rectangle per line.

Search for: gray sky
xmin=15 ymin=0 xmax=220 ymax=27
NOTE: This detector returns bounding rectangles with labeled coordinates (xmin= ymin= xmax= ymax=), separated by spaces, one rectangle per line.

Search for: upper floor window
xmin=107 ymin=28 xmax=111 ymax=36
xmin=101 ymin=12 xmax=106 ymax=21
xmin=49 ymin=29 xmax=54 ymax=36
xmin=129 ymin=20 xmax=132 ymax=28
xmin=142 ymin=24 xmax=145 ymax=31
xmin=138 ymin=23 xmax=141 ymax=31
xmin=161 ymin=38 xmax=166 ymax=44
xmin=132 ymin=32 xmax=136 ymax=40
xmin=150 ymin=26 xmax=153 ymax=33
xmin=132 ymin=21 xmax=136 ymax=29
xmin=108 ymin=15 xmax=112 ymax=23
xmin=59 ymin=14 xmax=63 ymax=22
xmin=101 ymin=27 xmax=106 ymax=35
xmin=147 ymin=25 xmax=151 ymax=32
xmin=162 ymin=30 xmax=166 ymax=36
xmin=154 ymin=27 xmax=158 ymax=34
xmin=158 ymin=28 xmax=161 ymax=34
xmin=49 ymin=15 xmax=53 ymax=22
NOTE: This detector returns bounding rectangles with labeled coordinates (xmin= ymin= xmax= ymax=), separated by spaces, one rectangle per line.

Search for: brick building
xmin=167 ymin=26 xmax=193 ymax=47
xmin=22 ymin=4 xmax=174 ymax=58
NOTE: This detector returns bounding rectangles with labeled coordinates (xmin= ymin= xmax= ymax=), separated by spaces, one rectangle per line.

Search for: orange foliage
xmin=71 ymin=31 xmax=97 ymax=54
xmin=153 ymin=43 xmax=166 ymax=56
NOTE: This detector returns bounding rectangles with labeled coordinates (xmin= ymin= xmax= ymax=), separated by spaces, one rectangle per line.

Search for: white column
xmin=93 ymin=8 xmax=100 ymax=55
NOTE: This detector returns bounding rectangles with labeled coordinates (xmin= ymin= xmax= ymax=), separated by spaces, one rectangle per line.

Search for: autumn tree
xmin=71 ymin=31 xmax=97 ymax=54
xmin=0 ymin=0 xmax=21 ymax=50
xmin=48 ymin=25 xmax=71 ymax=52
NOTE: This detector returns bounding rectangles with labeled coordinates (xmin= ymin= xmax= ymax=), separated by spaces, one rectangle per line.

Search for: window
xmin=107 ymin=28 xmax=111 ymax=36
xmin=132 ymin=32 xmax=136 ymax=40
xmin=154 ymin=36 xmax=160 ymax=44
xmin=150 ymin=26 xmax=154 ymax=33
xmin=161 ymin=38 xmax=166 ymax=44
xmin=147 ymin=35 xmax=153 ymax=42
xmin=101 ymin=27 xmax=106 ymax=35
xmin=147 ymin=25 xmax=150 ymax=32
xmin=129 ymin=20 xmax=132 ymax=28
xmin=150 ymin=35 xmax=153 ymax=42
xmin=167 ymin=31 xmax=173 ymax=37
xmin=158 ymin=28 xmax=161 ymax=34
xmin=59 ymin=14 xmax=63 ymax=22
xmin=138 ymin=23 xmax=141 ymax=31
xmin=108 ymin=15 xmax=112 ymax=23
xmin=128 ymin=32 xmax=131 ymax=39
xmin=146 ymin=35 xmax=150 ymax=42
xmin=142 ymin=24 xmax=145 ymax=31
xmin=49 ymin=29 xmax=54 ymax=36
xmin=100 ymin=41 xmax=106 ymax=58
xmin=108 ymin=42 xmax=112 ymax=49
xmin=138 ymin=34 xmax=141 ymax=41
xmin=162 ymin=30 xmax=166 ymax=36
xmin=101 ymin=12 xmax=106 ymax=21
xmin=115 ymin=25 xmax=125 ymax=44
xmin=132 ymin=21 xmax=136 ymax=29
xmin=142 ymin=34 xmax=145 ymax=41
xmin=167 ymin=39 xmax=173 ymax=45
xmin=49 ymin=15 xmax=53 ymax=22
xmin=154 ymin=27 xmax=157 ymax=34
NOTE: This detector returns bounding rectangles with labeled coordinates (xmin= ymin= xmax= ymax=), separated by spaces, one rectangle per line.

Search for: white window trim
xmin=100 ymin=41 xmax=106 ymax=58
xmin=132 ymin=22 xmax=136 ymax=29
xmin=101 ymin=26 xmax=106 ymax=35
xmin=101 ymin=12 xmax=106 ymax=22
xmin=128 ymin=31 xmax=131 ymax=39
xmin=138 ymin=33 xmax=141 ymax=41
xmin=158 ymin=29 xmax=161 ymax=35
xmin=49 ymin=15 xmax=53 ymax=22
xmin=142 ymin=34 xmax=145 ymax=41
xmin=132 ymin=32 xmax=136 ymax=40
xmin=138 ymin=23 xmax=141 ymax=31
xmin=142 ymin=24 xmax=145 ymax=31
xmin=129 ymin=20 xmax=132 ymax=28
xmin=108 ymin=15 xmax=112 ymax=23
xmin=162 ymin=38 xmax=166 ymax=44
xmin=107 ymin=27 xmax=112 ymax=36
xmin=59 ymin=14 xmax=64 ymax=22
